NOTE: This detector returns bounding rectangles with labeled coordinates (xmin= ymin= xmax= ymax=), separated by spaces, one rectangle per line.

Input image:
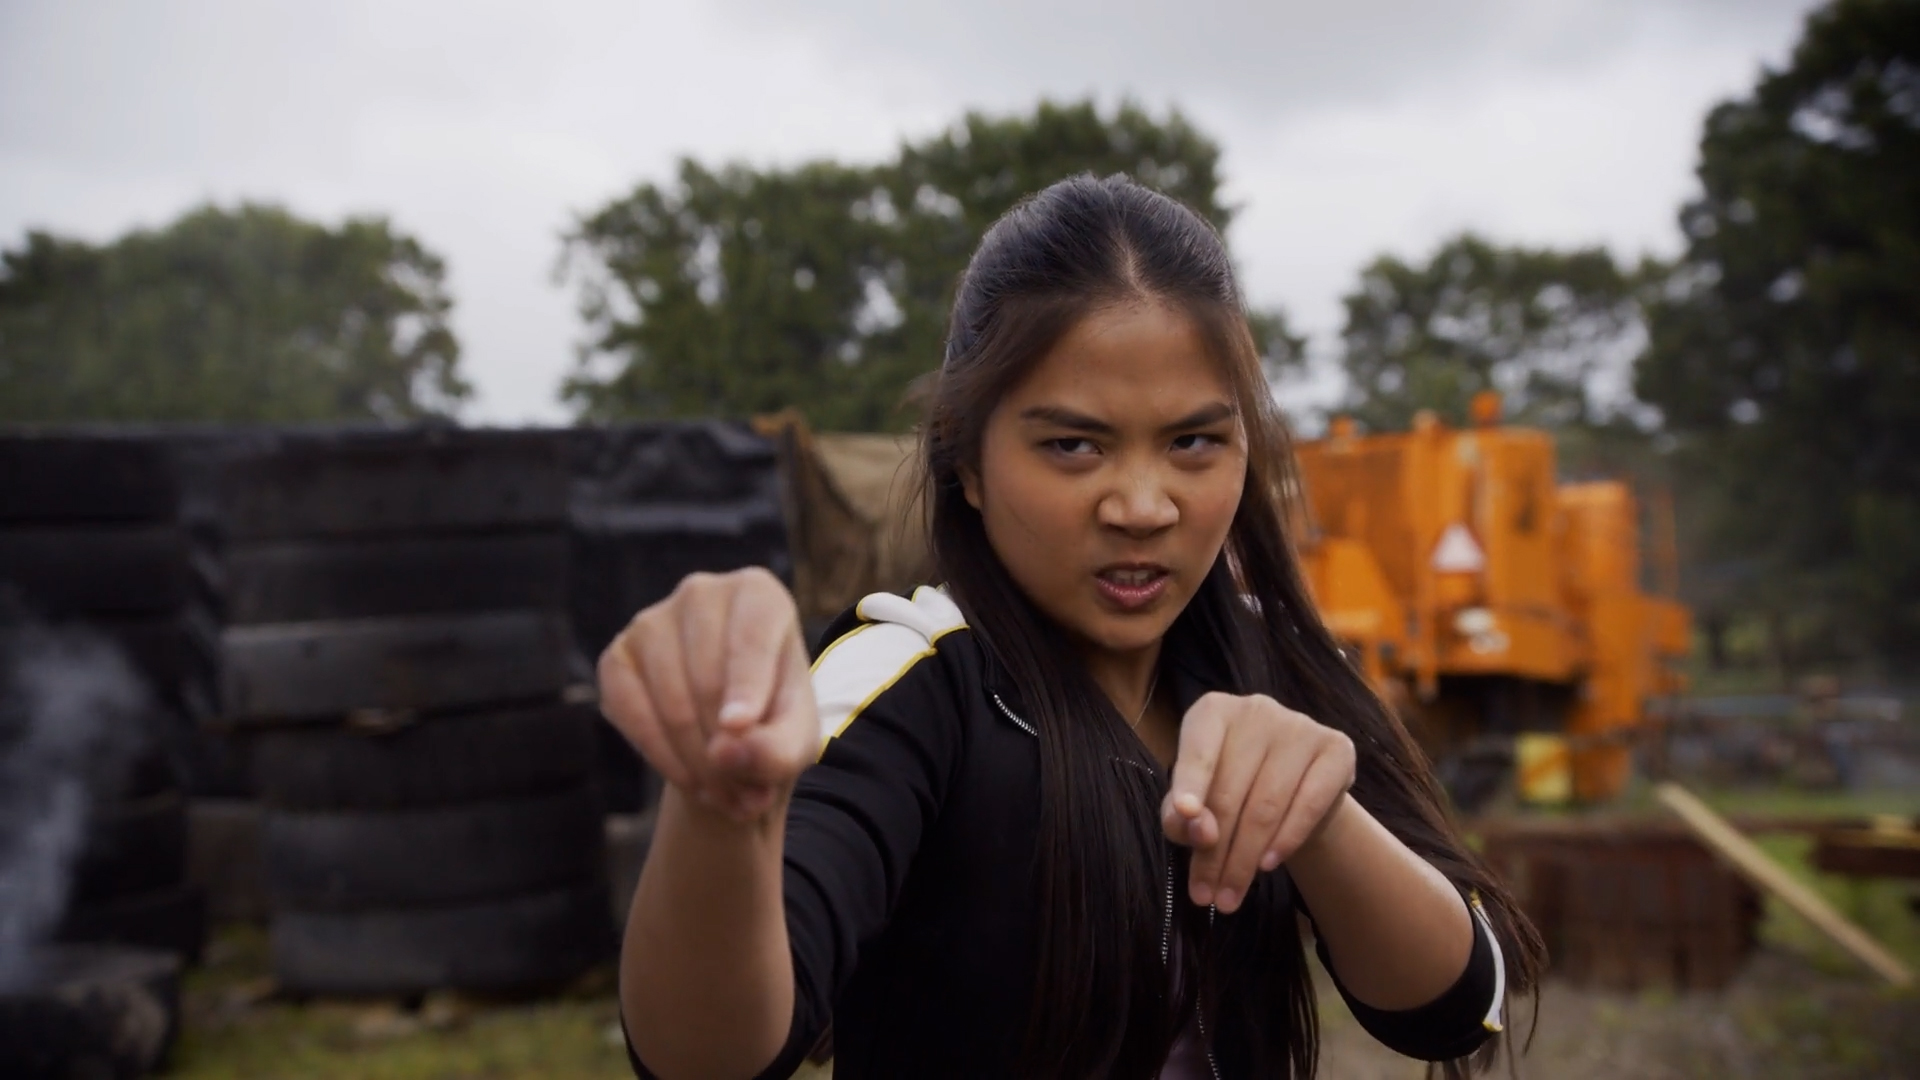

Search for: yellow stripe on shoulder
xmin=809 ymin=621 xmax=875 ymax=675
xmin=811 ymin=588 xmax=966 ymax=752
xmin=1469 ymin=892 xmax=1507 ymax=1033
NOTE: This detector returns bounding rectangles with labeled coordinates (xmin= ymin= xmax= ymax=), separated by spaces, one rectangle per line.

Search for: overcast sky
xmin=0 ymin=0 xmax=1818 ymax=425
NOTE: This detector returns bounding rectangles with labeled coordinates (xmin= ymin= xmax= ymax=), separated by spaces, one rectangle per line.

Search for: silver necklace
xmin=1129 ymin=669 xmax=1161 ymax=730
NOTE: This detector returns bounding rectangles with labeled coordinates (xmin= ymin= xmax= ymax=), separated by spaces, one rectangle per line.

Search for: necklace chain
xmin=1130 ymin=669 xmax=1161 ymax=730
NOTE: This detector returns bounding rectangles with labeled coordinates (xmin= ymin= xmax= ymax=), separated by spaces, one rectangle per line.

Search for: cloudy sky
xmin=1 ymin=0 xmax=1818 ymax=424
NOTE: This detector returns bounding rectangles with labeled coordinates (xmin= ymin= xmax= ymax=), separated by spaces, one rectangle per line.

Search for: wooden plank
xmin=1812 ymin=832 xmax=1920 ymax=880
xmin=1654 ymin=782 xmax=1913 ymax=987
xmin=1727 ymin=814 xmax=1873 ymax=836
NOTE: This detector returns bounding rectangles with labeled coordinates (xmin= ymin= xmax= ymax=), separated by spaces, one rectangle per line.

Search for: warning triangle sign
xmin=1431 ymin=523 xmax=1486 ymax=573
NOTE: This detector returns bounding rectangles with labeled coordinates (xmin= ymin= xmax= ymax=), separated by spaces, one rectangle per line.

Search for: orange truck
xmin=1293 ymin=393 xmax=1690 ymax=808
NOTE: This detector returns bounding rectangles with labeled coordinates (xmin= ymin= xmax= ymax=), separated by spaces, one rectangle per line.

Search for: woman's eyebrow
xmin=1018 ymin=405 xmax=1114 ymax=434
xmin=1164 ymin=402 xmax=1237 ymax=432
xmin=1017 ymin=402 xmax=1237 ymax=435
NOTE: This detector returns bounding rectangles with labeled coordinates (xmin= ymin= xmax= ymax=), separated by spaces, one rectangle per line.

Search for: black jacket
xmin=628 ymin=588 xmax=1504 ymax=1079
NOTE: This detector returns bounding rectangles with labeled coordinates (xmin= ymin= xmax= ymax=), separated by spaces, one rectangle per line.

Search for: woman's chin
xmin=1069 ymin=612 xmax=1178 ymax=658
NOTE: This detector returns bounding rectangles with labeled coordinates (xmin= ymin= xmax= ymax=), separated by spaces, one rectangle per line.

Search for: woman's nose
xmin=1097 ymin=466 xmax=1179 ymax=535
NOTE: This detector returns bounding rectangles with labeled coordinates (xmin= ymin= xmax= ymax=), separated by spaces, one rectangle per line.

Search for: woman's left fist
xmin=1162 ymin=692 xmax=1356 ymax=914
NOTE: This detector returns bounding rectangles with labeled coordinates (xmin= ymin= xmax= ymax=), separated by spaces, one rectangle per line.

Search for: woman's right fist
xmin=597 ymin=567 xmax=817 ymax=823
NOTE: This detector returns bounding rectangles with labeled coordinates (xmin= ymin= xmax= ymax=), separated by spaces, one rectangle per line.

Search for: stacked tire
xmin=188 ymin=427 xmax=614 ymax=995
xmin=568 ymin=422 xmax=789 ymax=813
xmin=0 ymin=432 xmax=211 ymax=965
xmin=56 ymin=749 xmax=206 ymax=965
xmin=0 ymin=432 xmax=211 ymax=709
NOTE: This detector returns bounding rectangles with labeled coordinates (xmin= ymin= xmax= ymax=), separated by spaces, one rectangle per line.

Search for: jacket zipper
xmin=991 ymin=692 xmax=1038 ymax=737
xmin=995 ymin=692 xmax=1223 ymax=1080
xmin=1198 ymin=906 xmax=1222 ymax=1080
xmin=1170 ymin=859 xmax=1224 ymax=1080
xmin=1161 ymin=857 xmax=1174 ymax=964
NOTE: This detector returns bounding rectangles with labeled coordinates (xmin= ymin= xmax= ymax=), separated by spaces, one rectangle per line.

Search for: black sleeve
xmin=1307 ymin=895 xmax=1505 ymax=1063
xmin=625 ymin=624 xmax=968 ymax=1079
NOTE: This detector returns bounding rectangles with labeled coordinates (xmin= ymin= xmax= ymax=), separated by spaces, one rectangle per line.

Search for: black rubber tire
xmin=261 ymin=786 xmax=605 ymax=910
xmin=187 ymin=799 xmax=269 ymax=925
xmin=88 ymin=612 xmax=218 ymax=707
xmin=219 ymin=531 xmax=568 ymax=625
xmin=69 ymin=792 xmax=188 ymax=906
xmin=119 ymin=744 xmax=183 ymax=801
xmin=218 ymin=609 xmax=573 ymax=722
xmin=0 ymin=433 xmax=179 ymax=524
xmin=183 ymin=427 xmax=568 ymax=541
xmin=0 ymin=525 xmax=196 ymax=617
xmin=1436 ymin=745 xmax=1515 ymax=815
xmin=566 ymin=421 xmax=788 ymax=660
xmin=593 ymin=719 xmax=663 ymax=814
xmin=57 ymin=883 xmax=208 ymax=964
xmin=0 ymin=944 xmax=182 ymax=1080
xmin=270 ymin=879 xmax=615 ymax=995
xmin=569 ymin=520 xmax=788 ymax=658
xmin=567 ymin=421 xmax=780 ymax=505
xmin=606 ymin=809 xmax=655 ymax=926
xmin=167 ymin=723 xmax=254 ymax=800
xmin=251 ymin=702 xmax=596 ymax=811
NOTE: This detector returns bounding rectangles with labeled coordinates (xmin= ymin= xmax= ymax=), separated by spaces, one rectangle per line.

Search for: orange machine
xmin=1294 ymin=393 xmax=1689 ymax=804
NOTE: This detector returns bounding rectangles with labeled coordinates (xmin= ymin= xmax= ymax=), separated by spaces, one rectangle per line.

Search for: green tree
xmin=560 ymin=160 xmax=891 ymax=429
xmin=1636 ymin=0 xmax=1920 ymax=663
xmin=0 ymin=204 xmax=466 ymax=424
xmin=1335 ymin=233 xmax=1642 ymax=434
xmin=562 ymin=99 xmax=1295 ymax=431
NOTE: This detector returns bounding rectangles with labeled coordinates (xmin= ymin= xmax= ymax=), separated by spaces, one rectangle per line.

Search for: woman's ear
xmin=959 ymin=465 xmax=983 ymax=512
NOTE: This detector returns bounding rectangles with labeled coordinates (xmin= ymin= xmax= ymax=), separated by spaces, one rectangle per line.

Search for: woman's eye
xmin=1172 ymin=433 xmax=1224 ymax=452
xmin=1047 ymin=438 xmax=1099 ymax=456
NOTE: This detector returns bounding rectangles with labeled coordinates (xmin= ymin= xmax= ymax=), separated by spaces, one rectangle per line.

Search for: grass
xmin=1594 ymin=781 xmax=1920 ymax=978
xmin=1750 ymin=831 xmax=1920 ymax=979
xmin=1422 ymin=782 xmax=1920 ymax=1077
xmin=170 ymin=928 xmax=634 ymax=1080
xmin=169 ymin=925 xmax=833 ymax=1080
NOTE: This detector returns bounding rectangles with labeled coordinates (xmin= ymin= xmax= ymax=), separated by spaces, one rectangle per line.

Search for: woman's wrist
xmin=659 ymin=782 xmax=789 ymax=848
xmin=1285 ymin=792 xmax=1361 ymax=880
xmin=1285 ymin=792 xmax=1457 ymax=906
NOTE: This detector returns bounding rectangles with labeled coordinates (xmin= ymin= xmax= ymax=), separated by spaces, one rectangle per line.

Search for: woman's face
xmin=964 ymin=300 xmax=1247 ymax=659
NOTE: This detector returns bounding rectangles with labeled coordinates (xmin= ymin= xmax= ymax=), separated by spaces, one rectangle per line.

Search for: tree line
xmin=1 ymin=0 xmax=1913 ymax=672
xmin=0 ymin=205 xmax=465 ymax=423
xmin=555 ymin=99 xmax=1304 ymax=431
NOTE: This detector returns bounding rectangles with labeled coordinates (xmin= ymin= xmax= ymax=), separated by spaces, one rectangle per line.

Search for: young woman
xmin=600 ymin=174 xmax=1542 ymax=1080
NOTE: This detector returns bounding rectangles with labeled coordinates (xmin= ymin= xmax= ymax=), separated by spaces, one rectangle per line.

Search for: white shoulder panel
xmin=811 ymin=587 xmax=967 ymax=749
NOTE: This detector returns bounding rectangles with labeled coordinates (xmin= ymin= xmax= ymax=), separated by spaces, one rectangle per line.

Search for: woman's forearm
xmin=621 ymin=787 xmax=794 ymax=1080
xmin=1286 ymin=794 xmax=1474 ymax=1010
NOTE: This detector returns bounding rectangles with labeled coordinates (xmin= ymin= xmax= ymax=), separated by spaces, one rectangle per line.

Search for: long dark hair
xmin=918 ymin=174 xmax=1542 ymax=1078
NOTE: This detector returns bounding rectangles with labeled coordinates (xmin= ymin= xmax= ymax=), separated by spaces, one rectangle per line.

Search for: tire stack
xmin=186 ymin=427 xmax=614 ymax=996
xmin=56 ymin=749 xmax=206 ymax=965
xmin=568 ymin=422 xmax=790 ymax=814
xmin=0 ymin=432 xmax=212 ymax=966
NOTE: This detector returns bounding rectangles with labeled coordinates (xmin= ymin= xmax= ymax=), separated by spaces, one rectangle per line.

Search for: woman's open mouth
xmin=1094 ymin=565 xmax=1170 ymax=611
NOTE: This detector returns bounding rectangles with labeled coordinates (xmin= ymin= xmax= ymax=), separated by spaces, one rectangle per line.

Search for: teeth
xmin=1105 ymin=569 xmax=1158 ymax=586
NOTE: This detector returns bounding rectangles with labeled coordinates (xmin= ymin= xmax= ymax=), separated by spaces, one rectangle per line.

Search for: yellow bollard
xmin=1515 ymin=733 xmax=1572 ymax=805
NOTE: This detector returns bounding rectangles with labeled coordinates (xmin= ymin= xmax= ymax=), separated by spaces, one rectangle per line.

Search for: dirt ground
xmin=167 ymin=787 xmax=1920 ymax=1079
xmin=1316 ymin=951 xmax=1920 ymax=1079
xmin=168 ymin=928 xmax=1918 ymax=1080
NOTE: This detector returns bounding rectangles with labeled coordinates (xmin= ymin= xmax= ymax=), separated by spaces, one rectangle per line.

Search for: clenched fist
xmin=597 ymin=567 xmax=818 ymax=822
xmin=1162 ymin=692 xmax=1357 ymax=914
